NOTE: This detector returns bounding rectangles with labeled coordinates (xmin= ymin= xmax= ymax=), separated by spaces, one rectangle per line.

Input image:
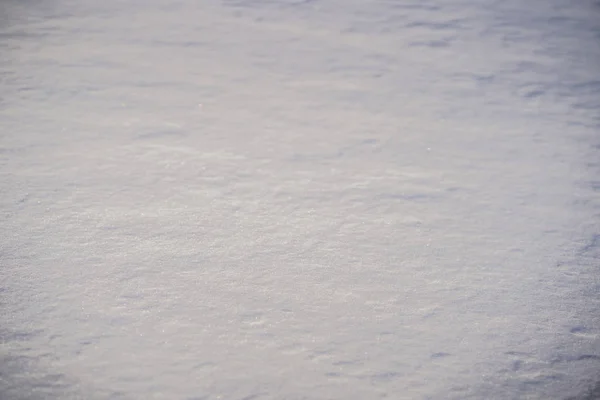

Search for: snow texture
xmin=1 ymin=0 xmax=599 ymax=399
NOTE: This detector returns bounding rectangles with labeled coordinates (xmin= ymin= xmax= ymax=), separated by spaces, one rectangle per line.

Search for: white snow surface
xmin=1 ymin=0 xmax=599 ymax=399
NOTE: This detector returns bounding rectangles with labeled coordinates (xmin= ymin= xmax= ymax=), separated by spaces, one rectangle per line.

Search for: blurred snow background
xmin=1 ymin=0 xmax=599 ymax=399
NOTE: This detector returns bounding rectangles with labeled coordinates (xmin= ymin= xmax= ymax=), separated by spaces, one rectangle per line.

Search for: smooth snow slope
xmin=1 ymin=0 xmax=599 ymax=399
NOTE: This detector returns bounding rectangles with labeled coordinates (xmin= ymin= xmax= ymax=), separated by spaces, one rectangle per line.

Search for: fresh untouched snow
xmin=1 ymin=0 xmax=599 ymax=399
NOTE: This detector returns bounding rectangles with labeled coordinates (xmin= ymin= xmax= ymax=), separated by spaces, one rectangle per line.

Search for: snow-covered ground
xmin=1 ymin=1 xmax=599 ymax=399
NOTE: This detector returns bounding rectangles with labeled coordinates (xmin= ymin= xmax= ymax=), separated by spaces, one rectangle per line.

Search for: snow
xmin=1 ymin=0 xmax=599 ymax=399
